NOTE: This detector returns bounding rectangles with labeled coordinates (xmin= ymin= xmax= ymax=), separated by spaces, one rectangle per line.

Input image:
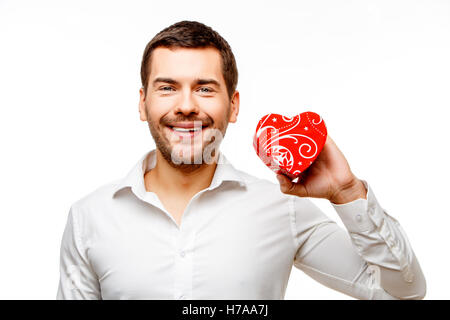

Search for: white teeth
xmin=172 ymin=127 xmax=202 ymax=132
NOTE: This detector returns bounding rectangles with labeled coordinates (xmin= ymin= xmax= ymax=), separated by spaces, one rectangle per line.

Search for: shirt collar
xmin=112 ymin=149 xmax=247 ymax=198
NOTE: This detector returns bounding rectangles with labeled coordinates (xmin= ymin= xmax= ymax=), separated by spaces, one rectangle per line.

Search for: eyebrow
xmin=152 ymin=77 xmax=221 ymax=88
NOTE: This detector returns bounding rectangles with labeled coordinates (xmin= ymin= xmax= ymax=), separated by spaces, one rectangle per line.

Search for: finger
xmin=276 ymin=174 xmax=308 ymax=197
xmin=276 ymin=173 xmax=292 ymax=190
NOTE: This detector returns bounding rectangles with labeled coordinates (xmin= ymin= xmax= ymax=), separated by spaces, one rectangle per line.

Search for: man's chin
xmin=159 ymin=146 xmax=212 ymax=172
xmin=167 ymin=161 xmax=204 ymax=173
xmin=173 ymin=150 xmax=207 ymax=163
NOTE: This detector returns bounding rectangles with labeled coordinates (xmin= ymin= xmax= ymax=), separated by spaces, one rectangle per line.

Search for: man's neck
xmin=145 ymin=149 xmax=218 ymax=197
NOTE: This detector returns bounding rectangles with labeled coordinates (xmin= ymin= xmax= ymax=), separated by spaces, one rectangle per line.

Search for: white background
xmin=0 ymin=0 xmax=449 ymax=299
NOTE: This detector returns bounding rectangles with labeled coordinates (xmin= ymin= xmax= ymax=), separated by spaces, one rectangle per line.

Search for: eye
xmin=197 ymin=87 xmax=214 ymax=93
xmin=159 ymin=86 xmax=174 ymax=92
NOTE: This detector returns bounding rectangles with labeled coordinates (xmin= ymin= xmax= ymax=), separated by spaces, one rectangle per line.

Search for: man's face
xmin=139 ymin=47 xmax=239 ymax=171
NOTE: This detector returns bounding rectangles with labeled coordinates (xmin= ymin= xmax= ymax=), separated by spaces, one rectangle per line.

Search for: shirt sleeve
xmin=56 ymin=205 xmax=102 ymax=300
xmin=291 ymin=179 xmax=427 ymax=300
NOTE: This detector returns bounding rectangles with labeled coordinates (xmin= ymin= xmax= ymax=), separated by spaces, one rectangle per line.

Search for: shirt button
xmin=180 ymin=250 xmax=186 ymax=258
xmin=356 ymin=214 xmax=362 ymax=222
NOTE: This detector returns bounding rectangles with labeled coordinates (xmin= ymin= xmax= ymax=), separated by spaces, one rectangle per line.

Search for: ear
xmin=139 ymin=87 xmax=148 ymax=121
xmin=228 ymin=90 xmax=240 ymax=123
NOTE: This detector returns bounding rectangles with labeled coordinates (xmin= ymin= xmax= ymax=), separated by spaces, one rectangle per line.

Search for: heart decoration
xmin=253 ymin=112 xmax=327 ymax=180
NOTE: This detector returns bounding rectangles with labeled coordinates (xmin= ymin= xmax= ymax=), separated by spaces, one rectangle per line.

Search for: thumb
xmin=276 ymin=173 xmax=308 ymax=197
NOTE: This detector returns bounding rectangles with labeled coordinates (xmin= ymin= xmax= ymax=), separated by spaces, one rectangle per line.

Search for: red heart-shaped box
xmin=253 ymin=112 xmax=327 ymax=179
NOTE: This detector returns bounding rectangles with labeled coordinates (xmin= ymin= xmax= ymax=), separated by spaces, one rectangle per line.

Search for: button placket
xmin=173 ymin=228 xmax=195 ymax=300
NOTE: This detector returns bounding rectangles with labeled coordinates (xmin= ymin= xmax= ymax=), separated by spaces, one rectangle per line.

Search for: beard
xmin=146 ymin=108 xmax=230 ymax=173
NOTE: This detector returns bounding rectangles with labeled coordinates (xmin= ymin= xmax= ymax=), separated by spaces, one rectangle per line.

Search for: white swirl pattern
xmin=312 ymin=115 xmax=322 ymax=125
xmin=255 ymin=114 xmax=318 ymax=172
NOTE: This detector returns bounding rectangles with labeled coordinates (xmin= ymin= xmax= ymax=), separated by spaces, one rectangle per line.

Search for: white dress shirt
xmin=57 ymin=149 xmax=426 ymax=300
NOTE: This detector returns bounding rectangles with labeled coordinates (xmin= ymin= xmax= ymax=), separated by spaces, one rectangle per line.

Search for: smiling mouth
xmin=165 ymin=124 xmax=210 ymax=137
xmin=170 ymin=126 xmax=204 ymax=133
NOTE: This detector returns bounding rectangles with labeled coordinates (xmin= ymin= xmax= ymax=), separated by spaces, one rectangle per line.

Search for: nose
xmin=174 ymin=89 xmax=200 ymax=116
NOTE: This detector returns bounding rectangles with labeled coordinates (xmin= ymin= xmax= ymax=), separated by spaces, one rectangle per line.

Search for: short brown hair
xmin=140 ymin=20 xmax=238 ymax=100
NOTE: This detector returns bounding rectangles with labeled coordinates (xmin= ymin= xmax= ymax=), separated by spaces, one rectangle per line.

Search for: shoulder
xmin=69 ymin=178 xmax=122 ymax=222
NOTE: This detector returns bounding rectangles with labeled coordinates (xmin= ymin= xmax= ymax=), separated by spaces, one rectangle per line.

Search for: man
xmin=57 ymin=20 xmax=426 ymax=300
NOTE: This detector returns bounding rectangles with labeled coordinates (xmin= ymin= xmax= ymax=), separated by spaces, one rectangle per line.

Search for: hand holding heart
xmin=253 ymin=112 xmax=367 ymax=204
xmin=276 ymin=135 xmax=367 ymax=204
